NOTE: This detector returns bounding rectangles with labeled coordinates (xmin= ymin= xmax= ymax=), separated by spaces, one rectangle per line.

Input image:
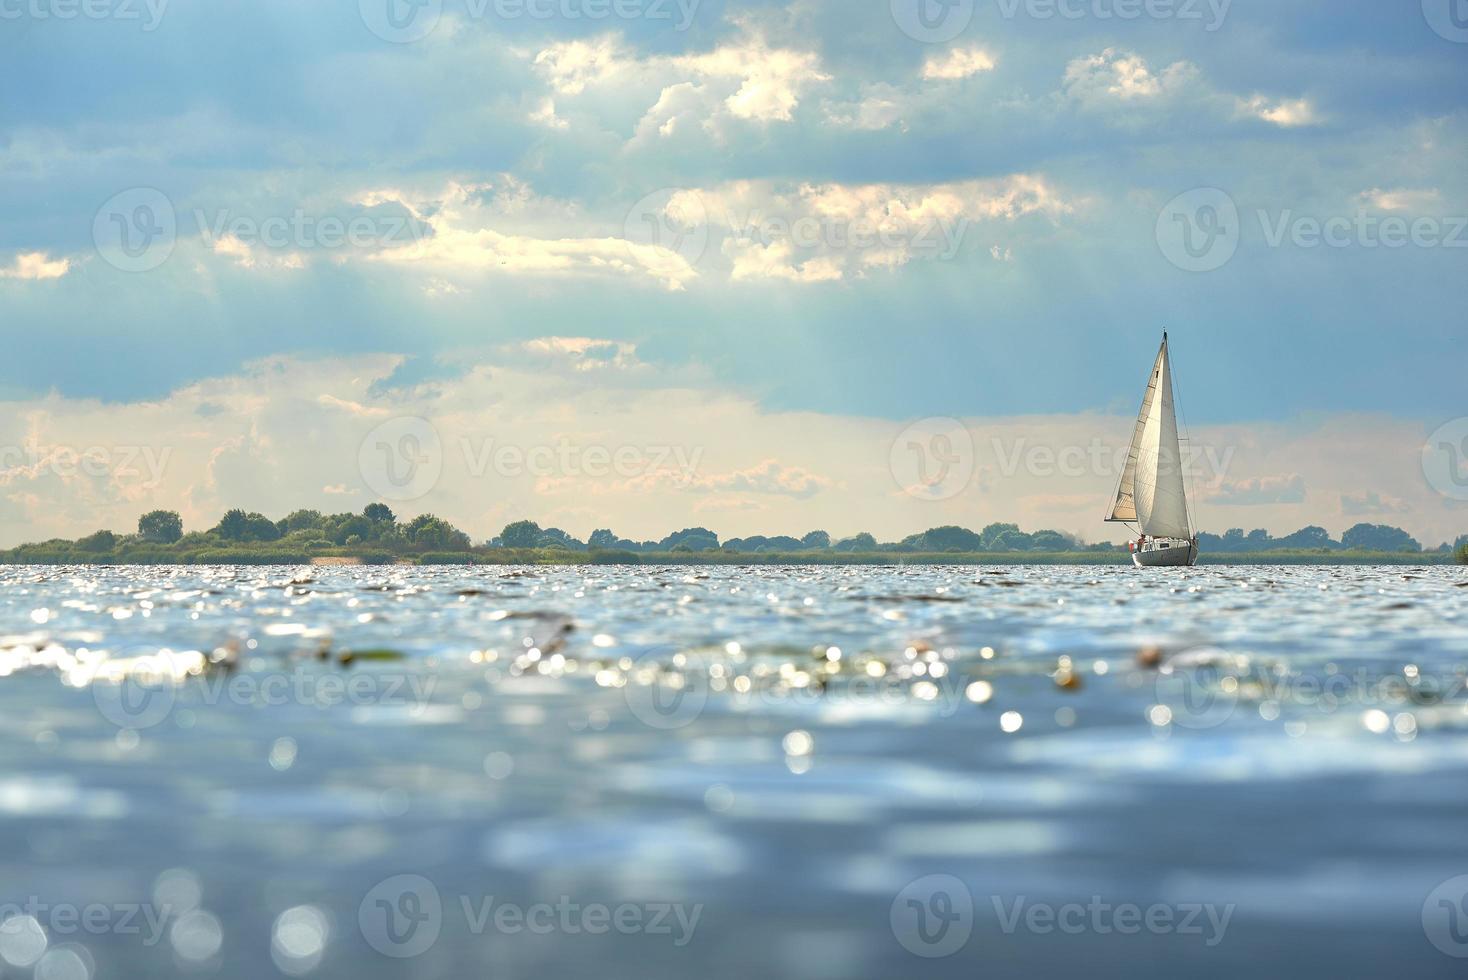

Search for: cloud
xmin=361 ymin=182 xmax=699 ymax=291
xmin=725 ymin=239 xmax=845 ymax=283
xmin=922 ymin=46 xmax=996 ymax=81
xmin=1 ymin=2 xmax=1464 ymax=458
xmin=209 ymin=234 xmax=306 ymax=271
xmin=533 ymin=36 xmax=628 ymax=97
xmin=1356 ymin=187 xmax=1443 ymax=212
xmin=1237 ymin=95 xmax=1320 ymax=128
xmin=1340 ymin=490 xmax=1409 ymax=516
xmin=663 ymin=174 xmax=1073 ymax=282
xmin=1063 ymin=49 xmax=1199 ymax=106
xmin=1064 ymin=49 xmax=1319 ymax=130
xmin=1205 ymin=474 xmax=1306 ymax=505
xmin=687 ymin=459 xmax=834 ymax=498
xmin=0 ymin=351 xmax=1458 ymax=549
xmin=534 ymin=28 xmax=830 ymax=146
xmin=78 ymin=170 xmax=1071 ymax=295
xmin=528 ymin=97 xmax=569 ymax=131
xmin=677 ymin=40 xmax=830 ymax=122
xmin=824 ymin=46 xmax=993 ymax=133
xmin=823 ymin=83 xmax=911 ymax=132
xmin=516 ymin=337 xmax=643 ymax=372
xmin=0 ymin=251 xmax=72 ymax=280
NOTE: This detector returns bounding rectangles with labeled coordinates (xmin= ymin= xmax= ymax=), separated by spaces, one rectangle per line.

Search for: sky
xmin=0 ymin=0 xmax=1465 ymax=547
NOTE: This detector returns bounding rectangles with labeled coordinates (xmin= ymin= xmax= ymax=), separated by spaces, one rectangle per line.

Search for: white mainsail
xmin=1108 ymin=335 xmax=1192 ymax=539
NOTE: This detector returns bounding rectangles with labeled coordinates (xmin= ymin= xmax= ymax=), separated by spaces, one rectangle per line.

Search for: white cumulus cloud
xmin=0 ymin=251 xmax=72 ymax=280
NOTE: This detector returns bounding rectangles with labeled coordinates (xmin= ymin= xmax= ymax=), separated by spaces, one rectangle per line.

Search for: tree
xmin=283 ymin=510 xmax=324 ymax=532
xmin=363 ymin=503 xmax=396 ymax=524
xmin=659 ymin=527 xmax=719 ymax=551
xmin=244 ymin=513 xmax=283 ymax=542
xmin=333 ymin=515 xmax=374 ymax=545
xmin=77 ymin=529 xmax=117 ymax=552
xmin=1342 ymin=523 xmax=1420 ymax=553
xmin=1029 ymin=530 xmax=1075 ymax=551
xmin=1276 ymin=526 xmax=1335 ymax=550
xmin=214 ymin=509 xmax=250 ymax=541
xmin=137 ymin=510 xmax=183 ymax=544
xmin=404 ymin=516 xmax=470 ymax=550
xmin=214 ymin=510 xmax=282 ymax=542
xmin=538 ymin=528 xmax=587 ymax=550
xmin=833 ymin=533 xmax=877 ymax=552
xmin=986 ymin=528 xmax=1033 ymax=551
xmin=978 ymin=523 xmax=1021 ymax=550
xmin=801 ymin=531 xmax=831 ymax=550
xmin=919 ymin=526 xmax=984 ymax=552
xmin=501 ymin=520 xmax=542 ymax=549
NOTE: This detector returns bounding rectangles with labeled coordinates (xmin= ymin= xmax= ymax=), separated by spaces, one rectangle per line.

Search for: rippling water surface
xmin=1 ymin=563 xmax=1466 ymax=979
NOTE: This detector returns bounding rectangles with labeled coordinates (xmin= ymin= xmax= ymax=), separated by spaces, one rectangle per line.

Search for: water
xmin=1 ymin=564 xmax=1466 ymax=978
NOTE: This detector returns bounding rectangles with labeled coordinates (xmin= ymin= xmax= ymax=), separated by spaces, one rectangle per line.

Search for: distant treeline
xmin=1197 ymin=524 xmax=1458 ymax=554
xmin=514 ymin=522 xmax=1112 ymax=555
xmin=1 ymin=508 xmax=1462 ymax=565
xmin=506 ymin=521 xmax=1464 ymax=556
xmin=1 ymin=506 xmax=469 ymax=565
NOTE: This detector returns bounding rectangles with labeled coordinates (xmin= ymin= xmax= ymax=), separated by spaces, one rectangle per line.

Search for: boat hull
xmin=1132 ymin=539 xmax=1199 ymax=567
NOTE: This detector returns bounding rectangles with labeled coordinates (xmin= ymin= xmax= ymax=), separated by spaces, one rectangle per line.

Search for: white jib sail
xmin=1132 ymin=338 xmax=1192 ymax=539
xmin=1107 ymin=344 xmax=1162 ymax=524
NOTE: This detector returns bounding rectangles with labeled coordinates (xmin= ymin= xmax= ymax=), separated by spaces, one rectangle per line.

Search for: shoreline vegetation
xmin=1 ymin=508 xmax=1463 ymax=567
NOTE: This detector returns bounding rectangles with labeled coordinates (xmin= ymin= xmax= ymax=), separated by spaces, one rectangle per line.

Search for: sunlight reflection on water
xmin=0 ymin=563 xmax=1465 ymax=978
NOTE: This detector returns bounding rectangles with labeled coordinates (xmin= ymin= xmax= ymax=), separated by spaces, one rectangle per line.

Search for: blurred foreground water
xmin=0 ymin=564 xmax=1466 ymax=979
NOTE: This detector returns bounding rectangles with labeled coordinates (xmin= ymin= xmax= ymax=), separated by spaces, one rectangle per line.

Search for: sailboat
xmin=1106 ymin=331 xmax=1200 ymax=567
